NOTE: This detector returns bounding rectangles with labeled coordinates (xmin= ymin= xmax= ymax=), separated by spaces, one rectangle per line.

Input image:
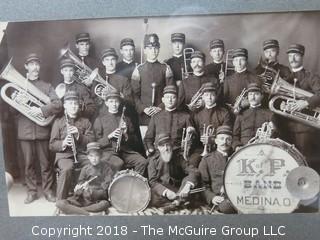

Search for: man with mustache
xmin=15 ymin=53 xmax=62 ymax=204
xmin=255 ymin=39 xmax=291 ymax=86
xmin=279 ymin=44 xmax=320 ymax=172
xmin=178 ymin=51 xmax=220 ymax=111
xmin=198 ymin=125 xmax=236 ymax=213
xmin=131 ymin=33 xmax=174 ymax=125
xmin=148 ymin=133 xmax=199 ymax=207
xmin=165 ymin=33 xmax=186 ymax=86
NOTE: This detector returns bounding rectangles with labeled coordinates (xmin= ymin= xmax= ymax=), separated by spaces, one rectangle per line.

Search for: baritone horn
xmin=0 ymin=58 xmax=55 ymax=126
xmin=269 ymin=71 xmax=320 ymax=129
xmin=201 ymin=124 xmax=214 ymax=156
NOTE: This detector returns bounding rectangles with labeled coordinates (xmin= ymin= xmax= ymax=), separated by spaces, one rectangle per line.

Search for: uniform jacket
xmin=223 ymin=70 xmax=259 ymax=105
xmin=144 ymin=109 xmax=193 ymax=150
xmin=204 ymin=62 xmax=226 ymax=80
xmin=165 ymin=56 xmax=184 ymax=83
xmin=233 ymin=106 xmax=273 ymax=148
xmin=16 ymin=78 xmax=62 ymax=140
xmin=148 ymin=150 xmax=199 ymax=196
xmin=93 ymin=105 xmax=138 ymax=152
xmin=49 ymin=115 xmax=94 ymax=162
xmin=116 ymin=61 xmax=137 ymax=81
xmin=198 ymin=150 xmax=228 ymax=204
xmin=131 ymin=60 xmax=174 ymax=124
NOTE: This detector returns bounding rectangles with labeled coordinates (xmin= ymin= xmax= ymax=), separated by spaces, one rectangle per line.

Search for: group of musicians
xmin=5 ymin=31 xmax=320 ymax=215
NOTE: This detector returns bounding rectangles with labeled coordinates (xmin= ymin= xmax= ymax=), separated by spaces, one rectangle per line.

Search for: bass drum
xmin=224 ymin=139 xmax=306 ymax=214
xmin=108 ymin=170 xmax=151 ymax=213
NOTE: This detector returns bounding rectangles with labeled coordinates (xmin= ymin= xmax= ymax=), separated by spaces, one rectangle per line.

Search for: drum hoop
xmin=223 ymin=139 xmax=306 ymax=213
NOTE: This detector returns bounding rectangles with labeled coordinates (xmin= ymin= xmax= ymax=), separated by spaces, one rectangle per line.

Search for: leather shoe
xmin=24 ymin=193 xmax=38 ymax=204
xmin=44 ymin=193 xmax=56 ymax=203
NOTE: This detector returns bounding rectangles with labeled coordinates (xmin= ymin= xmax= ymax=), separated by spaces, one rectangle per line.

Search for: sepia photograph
xmin=1 ymin=10 xmax=320 ymax=217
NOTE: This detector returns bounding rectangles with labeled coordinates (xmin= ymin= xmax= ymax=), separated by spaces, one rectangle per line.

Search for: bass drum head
xmin=108 ymin=170 xmax=151 ymax=213
xmin=224 ymin=139 xmax=306 ymax=214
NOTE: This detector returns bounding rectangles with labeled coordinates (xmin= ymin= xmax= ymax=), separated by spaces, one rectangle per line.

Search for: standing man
xmin=165 ymin=33 xmax=186 ymax=86
xmin=131 ymin=33 xmax=174 ymax=125
xmin=16 ymin=53 xmax=62 ymax=204
xmin=116 ymin=38 xmax=137 ymax=81
xmin=198 ymin=125 xmax=236 ymax=214
xmin=205 ymin=39 xmax=226 ymax=83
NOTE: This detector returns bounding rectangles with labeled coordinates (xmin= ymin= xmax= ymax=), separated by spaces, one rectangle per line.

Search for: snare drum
xmin=108 ymin=170 xmax=151 ymax=213
xmin=224 ymin=139 xmax=306 ymax=214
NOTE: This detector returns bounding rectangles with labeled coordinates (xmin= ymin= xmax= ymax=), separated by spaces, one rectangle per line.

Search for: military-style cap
xmin=171 ymin=33 xmax=185 ymax=43
xmin=286 ymin=44 xmax=305 ymax=55
xmin=144 ymin=33 xmax=160 ymax=48
xmin=87 ymin=142 xmax=101 ymax=152
xmin=156 ymin=133 xmax=171 ymax=146
xmin=246 ymin=82 xmax=262 ymax=93
xmin=190 ymin=50 xmax=205 ymax=61
xmin=263 ymin=39 xmax=279 ymax=50
xmin=120 ymin=38 xmax=135 ymax=48
xmin=104 ymin=89 xmax=121 ymax=100
xmin=209 ymin=39 xmax=224 ymax=49
xmin=216 ymin=125 xmax=232 ymax=136
xmin=101 ymin=48 xmax=118 ymax=60
xmin=64 ymin=90 xmax=79 ymax=101
xmin=75 ymin=33 xmax=90 ymax=43
xmin=25 ymin=53 xmax=41 ymax=64
xmin=163 ymin=85 xmax=177 ymax=95
xmin=60 ymin=58 xmax=75 ymax=69
xmin=232 ymin=48 xmax=248 ymax=59
xmin=201 ymin=82 xmax=216 ymax=93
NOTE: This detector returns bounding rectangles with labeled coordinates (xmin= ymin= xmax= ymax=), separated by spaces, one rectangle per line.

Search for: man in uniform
xmin=255 ymin=39 xmax=291 ymax=86
xmin=49 ymin=91 xmax=94 ymax=200
xmin=56 ymin=58 xmax=96 ymax=118
xmin=224 ymin=48 xmax=259 ymax=107
xmin=93 ymin=89 xmax=148 ymax=174
xmin=178 ymin=51 xmax=219 ymax=111
xmin=116 ymin=38 xmax=137 ymax=81
xmin=131 ymin=33 xmax=174 ymax=125
xmin=198 ymin=125 xmax=236 ymax=214
xmin=16 ymin=53 xmax=62 ymax=204
xmin=281 ymin=44 xmax=320 ymax=171
xmin=204 ymin=39 xmax=226 ymax=83
xmin=148 ymin=133 xmax=199 ymax=208
xmin=165 ymin=33 xmax=186 ymax=86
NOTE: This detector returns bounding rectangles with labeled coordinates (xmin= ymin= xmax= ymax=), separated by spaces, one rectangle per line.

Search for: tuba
xmin=200 ymin=124 xmax=214 ymax=156
xmin=0 ymin=58 xmax=55 ymax=126
xmin=269 ymin=71 xmax=320 ymax=129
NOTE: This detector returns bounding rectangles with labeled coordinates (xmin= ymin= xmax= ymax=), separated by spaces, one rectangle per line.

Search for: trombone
xmin=181 ymin=48 xmax=194 ymax=79
xmin=224 ymin=49 xmax=235 ymax=77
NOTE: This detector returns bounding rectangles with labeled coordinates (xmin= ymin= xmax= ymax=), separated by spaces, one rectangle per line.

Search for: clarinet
xmin=64 ymin=110 xmax=78 ymax=163
xmin=115 ymin=106 xmax=126 ymax=153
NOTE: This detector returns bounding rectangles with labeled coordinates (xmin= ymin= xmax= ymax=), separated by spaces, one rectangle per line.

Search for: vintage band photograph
xmin=1 ymin=10 xmax=320 ymax=217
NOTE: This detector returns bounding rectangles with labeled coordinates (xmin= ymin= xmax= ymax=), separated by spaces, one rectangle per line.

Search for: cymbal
xmin=286 ymin=166 xmax=320 ymax=200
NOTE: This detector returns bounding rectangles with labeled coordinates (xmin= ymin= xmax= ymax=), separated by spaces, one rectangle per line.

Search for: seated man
xmin=49 ymin=91 xmax=94 ymax=200
xmin=198 ymin=125 xmax=236 ymax=214
xmin=93 ymin=89 xmax=148 ymax=175
xmin=148 ymin=133 xmax=199 ymax=208
xmin=56 ymin=142 xmax=113 ymax=215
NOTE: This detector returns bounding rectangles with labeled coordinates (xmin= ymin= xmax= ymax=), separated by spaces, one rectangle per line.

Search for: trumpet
xmin=64 ymin=110 xmax=78 ymax=163
xmin=0 ymin=58 xmax=55 ymax=126
xmin=181 ymin=127 xmax=193 ymax=160
xmin=115 ymin=106 xmax=126 ymax=153
xmin=186 ymin=85 xmax=205 ymax=110
xmin=200 ymin=124 xmax=214 ymax=156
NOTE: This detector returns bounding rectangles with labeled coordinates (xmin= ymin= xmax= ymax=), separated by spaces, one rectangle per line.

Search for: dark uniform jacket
xmin=93 ymin=105 xmax=138 ymax=152
xmin=131 ymin=60 xmax=174 ymax=125
xmin=198 ymin=150 xmax=228 ymax=204
xmin=144 ymin=109 xmax=193 ymax=151
xmin=233 ymin=106 xmax=273 ymax=148
xmin=116 ymin=61 xmax=137 ymax=81
xmin=148 ymin=150 xmax=199 ymax=196
xmin=178 ymin=73 xmax=220 ymax=109
xmin=49 ymin=115 xmax=94 ymax=162
xmin=16 ymin=78 xmax=62 ymax=140
xmin=224 ymin=70 xmax=259 ymax=105
xmin=62 ymin=80 xmax=96 ymax=118
xmin=255 ymin=60 xmax=291 ymax=83
xmin=165 ymin=55 xmax=184 ymax=83
xmin=204 ymin=62 xmax=226 ymax=80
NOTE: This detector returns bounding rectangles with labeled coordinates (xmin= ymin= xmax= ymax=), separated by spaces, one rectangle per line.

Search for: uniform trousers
xmin=56 ymin=198 xmax=109 ymax=215
xmin=20 ymin=140 xmax=54 ymax=195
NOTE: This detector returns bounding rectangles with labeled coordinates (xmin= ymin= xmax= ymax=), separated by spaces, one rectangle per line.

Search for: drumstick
xmin=189 ymin=187 xmax=206 ymax=194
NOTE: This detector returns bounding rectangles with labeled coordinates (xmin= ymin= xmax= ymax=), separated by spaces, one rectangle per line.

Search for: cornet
xmin=200 ymin=124 xmax=214 ymax=156
xmin=187 ymin=85 xmax=205 ymax=110
xmin=232 ymin=88 xmax=247 ymax=114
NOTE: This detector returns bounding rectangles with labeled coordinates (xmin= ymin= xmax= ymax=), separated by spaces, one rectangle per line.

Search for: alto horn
xmin=269 ymin=71 xmax=320 ymax=129
xmin=0 ymin=58 xmax=55 ymax=126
